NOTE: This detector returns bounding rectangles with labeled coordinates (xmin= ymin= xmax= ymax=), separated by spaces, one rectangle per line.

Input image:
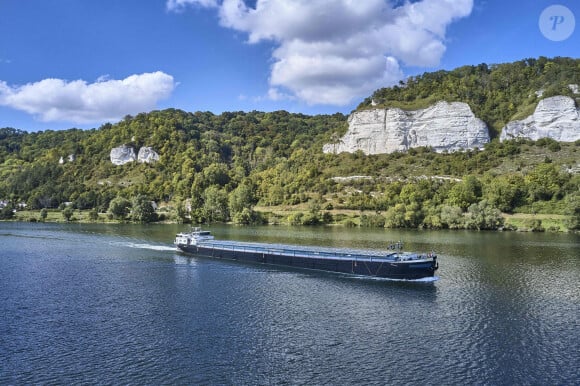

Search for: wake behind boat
xmin=174 ymin=228 xmax=438 ymax=280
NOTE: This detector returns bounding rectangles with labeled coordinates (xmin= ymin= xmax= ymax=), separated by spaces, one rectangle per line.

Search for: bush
xmin=523 ymin=219 xmax=545 ymax=232
xmin=464 ymin=200 xmax=504 ymax=230
xmin=62 ymin=207 xmax=74 ymax=221
xmin=108 ymin=196 xmax=132 ymax=220
xmin=287 ymin=212 xmax=304 ymax=225
xmin=343 ymin=219 xmax=357 ymax=227
xmin=440 ymin=205 xmax=464 ymax=229
xmin=360 ymin=214 xmax=385 ymax=227
xmin=0 ymin=204 xmax=15 ymax=220
xmin=88 ymin=208 xmax=99 ymax=221
xmin=233 ymin=208 xmax=267 ymax=225
xmin=131 ymin=195 xmax=157 ymax=223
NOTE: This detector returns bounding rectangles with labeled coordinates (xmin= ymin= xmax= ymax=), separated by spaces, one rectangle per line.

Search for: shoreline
xmin=5 ymin=208 xmax=575 ymax=233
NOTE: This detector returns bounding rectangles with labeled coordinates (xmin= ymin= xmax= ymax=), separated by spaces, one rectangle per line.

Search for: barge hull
xmin=178 ymin=244 xmax=436 ymax=280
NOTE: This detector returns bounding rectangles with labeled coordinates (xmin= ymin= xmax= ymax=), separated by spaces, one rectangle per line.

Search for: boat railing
xmin=198 ymin=241 xmax=405 ymax=262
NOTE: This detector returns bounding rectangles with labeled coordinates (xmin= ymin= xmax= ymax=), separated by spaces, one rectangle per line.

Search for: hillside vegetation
xmin=1 ymin=57 xmax=579 ymax=231
xmin=359 ymin=56 xmax=580 ymax=137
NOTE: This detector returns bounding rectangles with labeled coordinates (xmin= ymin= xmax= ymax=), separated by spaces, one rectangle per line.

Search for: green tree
xmin=108 ymin=196 xmax=132 ymax=220
xmin=228 ymin=182 xmax=255 ymax=217
xmin=176 ymin=199 xmax=190 ymax=224
xmin=564 ymin=192 xmax=580 ymax=230
xmin=40 ymin=208 xmax=48 ymax=221
xmin=525 ymin=163 xmax=567 ymax=202
xmin=447 ymin=176 xmax=482 ymax=211
xmin=464 ymin=200 xmax=504 ymax=230
xmin=384 ymin=204 xmax=407 ymax=228
xmin=203 ymin=185 xmax=229 ymax=222
xmin=440 ymin=205 xmax=464 ymax=229
xmin=483 ymin=174 xmax=526 ymax=213
xmin=131 ymin=195 xmax=157 ymax=223
xmin=62 ymin=206 xmax=74 ymax=221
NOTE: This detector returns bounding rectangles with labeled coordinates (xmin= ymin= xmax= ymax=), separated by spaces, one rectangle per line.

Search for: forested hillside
xmin=1 ymin=57 xmax=579 ymax=231
xmin=359 ymin=56 xmax=580 ymax=136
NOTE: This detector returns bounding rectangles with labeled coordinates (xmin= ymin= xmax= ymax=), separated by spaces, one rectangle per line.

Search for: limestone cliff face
xmin=110 ymin=145 xmax=159 ymax=165
xmin=110 ymin=145 xmax=137 ymax=166
xmin=137 ymin=147 xmax=159 ymax=163
xmin=323 ymin=101 xmax=489 ymax=155
xmin=500 ymin=96 xmax=580 ymax=142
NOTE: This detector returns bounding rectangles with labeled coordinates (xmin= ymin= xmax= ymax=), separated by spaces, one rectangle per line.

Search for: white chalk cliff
xmin=323 ymin=101 xmax=489 ymax=155
xmin=137 ymin=147 xmax=160 ymax=163
xmin=500 ymin=96 xmax=580 ymax=142
xmin=110 ymin=145 xmax=137 ymax=165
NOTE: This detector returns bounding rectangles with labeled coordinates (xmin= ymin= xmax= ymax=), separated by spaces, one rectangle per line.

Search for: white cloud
xmin=0 ymin=72 xmax=176 ymax=124
xmin=267 ymin=87 xmax=295 ymax=102
xmin=169 ymin=0 xmax=473 ymax=105
xmin=166 ymin=0 xmax=218 ymax=12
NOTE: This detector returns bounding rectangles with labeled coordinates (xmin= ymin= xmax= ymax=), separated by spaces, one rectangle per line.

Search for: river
xmin=1 ymin=222 xmax=578 ymax=384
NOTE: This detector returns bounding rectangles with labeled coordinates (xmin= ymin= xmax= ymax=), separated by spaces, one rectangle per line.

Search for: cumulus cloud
xmin=170 ymin=0 xmax=473 ymax=105
xmin=0 ymin=72 xmax=176 ymax=124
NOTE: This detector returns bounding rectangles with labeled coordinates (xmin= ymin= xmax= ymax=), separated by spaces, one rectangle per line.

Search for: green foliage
xmin=525 ymin=163 xmax=568 ymax=202
xmin=131 ymin=195 xmax=157 ymax=223
xmin=564 ymin=193 xmax=580 ymax=230
xmin=287 ymin=212 xmax=304 ymax=225
xmin=384 ymin=204 xmax=408 ymax=228
xmin=522 ymin=219 xmax=545 ymax=232
xmin=464 ymin=200 xmax=504 ymax=230
xmin=203 ymin=185 xmax=229 ymax=223
xmin=0 ymin=203 xmax=15 ymax=219
xmin=360 ymin=57 xmax=580 ymax=136
xmin=88 ymin=208 xmax=99 ymax=221
xmin=360 ymin=214 xmax=386 ymax=228
xmin=108 ymin=197 xmax=132 ymax=220
xmin=446 ymin=176 xmax=482 ymax=210
xmin=0 ymin=57 xmax=578 ymax=229
xmin=232 ymin=208 xmax=266 ymax=225
xmin=482 ymin=174 xmax=526 ymax=213
xmin=440 ymin=205 xmax=464 ymax=229
xmin=62 ymin=206 xmax=74 ymax=221
xmin=228 ymin=181 xmax=256 ymax=217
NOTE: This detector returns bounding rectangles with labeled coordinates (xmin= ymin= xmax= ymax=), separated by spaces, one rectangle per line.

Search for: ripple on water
xmin=1 ymin=223 xmax=579 ymax=384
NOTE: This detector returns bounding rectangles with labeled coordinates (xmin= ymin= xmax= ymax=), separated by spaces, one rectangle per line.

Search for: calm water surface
xmin=1 ymin=222 xmax=578 ymax=385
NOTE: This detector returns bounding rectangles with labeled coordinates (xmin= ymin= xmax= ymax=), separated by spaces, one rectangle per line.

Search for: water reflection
xmin=1 ymin=222 xmax=578 ymax=384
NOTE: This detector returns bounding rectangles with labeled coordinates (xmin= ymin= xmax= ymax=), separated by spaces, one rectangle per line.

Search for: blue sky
xmin=0 ymin=0 xmax=578 ymax=132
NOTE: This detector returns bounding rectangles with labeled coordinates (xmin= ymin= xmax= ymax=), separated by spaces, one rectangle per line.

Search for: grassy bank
xmin=10 ymin=207 xmax=574 ymax=233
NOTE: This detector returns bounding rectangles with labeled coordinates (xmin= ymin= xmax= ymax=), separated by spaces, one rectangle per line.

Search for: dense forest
xmin=1 ymin=57 xmax=579 ymax=231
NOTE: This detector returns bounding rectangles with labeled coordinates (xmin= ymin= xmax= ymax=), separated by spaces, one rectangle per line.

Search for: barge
xmin=174 ymin=228 xmax=438 ymax=280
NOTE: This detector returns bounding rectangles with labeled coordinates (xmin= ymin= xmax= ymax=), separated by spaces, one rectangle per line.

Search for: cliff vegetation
xmin=359 ymin=56 xmax=580 ymax=137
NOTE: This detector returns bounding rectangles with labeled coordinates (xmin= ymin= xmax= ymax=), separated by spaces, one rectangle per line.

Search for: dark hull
xmin=177 ymin=244 xmax=437 ymax=280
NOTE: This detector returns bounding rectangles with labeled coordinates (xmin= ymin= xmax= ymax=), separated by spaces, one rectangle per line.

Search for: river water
xmin=1 ymin=222 xmax=578 ymax=385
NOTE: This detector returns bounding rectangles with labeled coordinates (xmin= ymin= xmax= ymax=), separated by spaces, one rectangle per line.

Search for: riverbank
xmin=8 ymin=208 xmax=575 ymax=233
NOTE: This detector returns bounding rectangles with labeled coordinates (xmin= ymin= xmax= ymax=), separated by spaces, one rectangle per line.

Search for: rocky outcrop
xmin=137 ymin=147 xmax=159 ymax=163
xmin=110 ymin=145 xmax=137 ymax=165
xmin=323 ymin=101 xmax=489 ymax=154
xmin=58 ymin=154 xmax=75 ymax=164
xmin=110 ymin=145 xmax=160 ymax=165
xmin=500 ymin=96 xmax=580 ymax=142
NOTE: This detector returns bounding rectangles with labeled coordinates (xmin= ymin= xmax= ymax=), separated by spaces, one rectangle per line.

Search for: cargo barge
xmin=174 ymin=228 xmax=438 ymax=280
